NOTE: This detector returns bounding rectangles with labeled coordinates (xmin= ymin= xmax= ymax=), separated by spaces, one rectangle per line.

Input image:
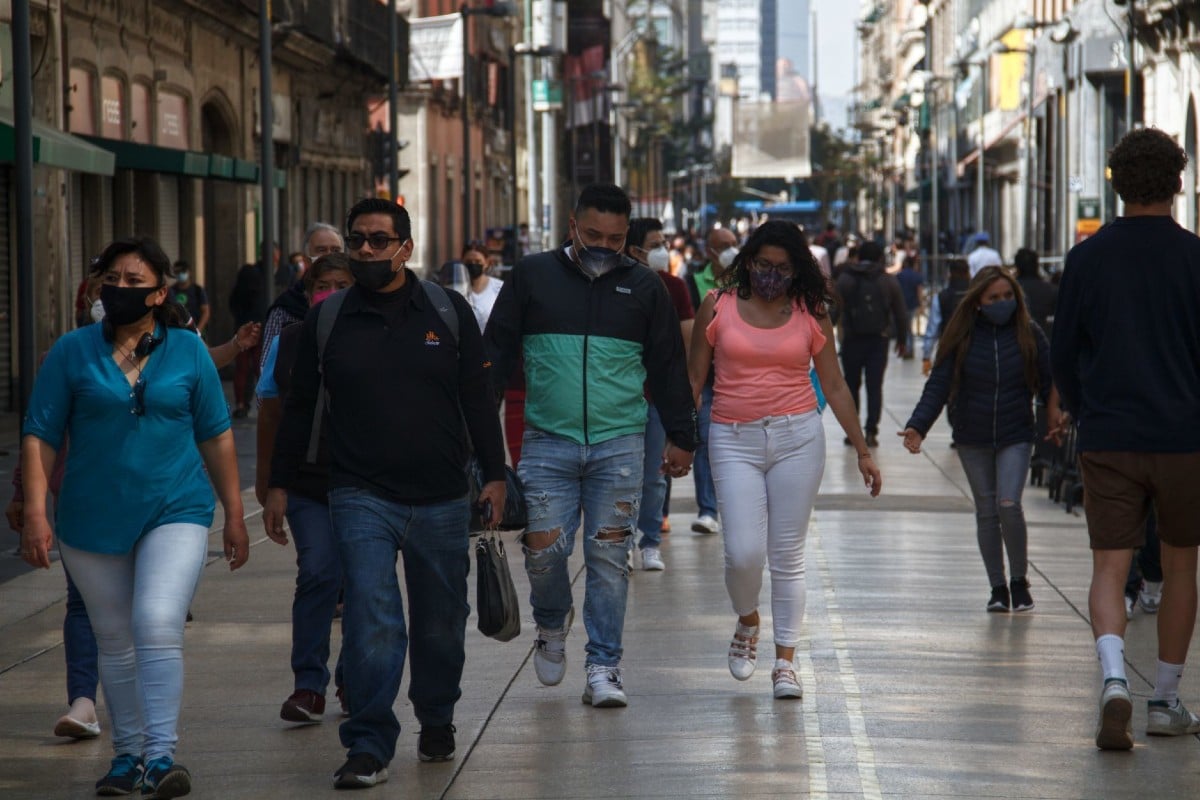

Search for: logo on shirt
xmin=615 ymin=286 xmax=632 ymax=295
xmin=425 ymin=330 xmax=441 ymax=346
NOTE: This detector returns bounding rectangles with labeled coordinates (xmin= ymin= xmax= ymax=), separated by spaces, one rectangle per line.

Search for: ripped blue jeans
xmin=518 ymin=428 xmax=643 ymax=668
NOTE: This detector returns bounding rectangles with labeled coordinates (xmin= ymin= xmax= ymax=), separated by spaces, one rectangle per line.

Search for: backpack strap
xmin=420 ymin=279 xmax=459 ymax=348
xmin=306 ymin=288 xmax=348 ymax=464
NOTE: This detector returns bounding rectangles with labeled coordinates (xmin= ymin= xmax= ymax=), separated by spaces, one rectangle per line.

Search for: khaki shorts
xmin=1080 ymin=451 xmax=1200 ymax=549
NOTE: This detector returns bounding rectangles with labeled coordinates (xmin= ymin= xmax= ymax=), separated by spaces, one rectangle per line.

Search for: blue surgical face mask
xmin=981 ymin=298 xmax=1017 ymax=325
xmin=572 ymin=224 xmax=624 ymax=277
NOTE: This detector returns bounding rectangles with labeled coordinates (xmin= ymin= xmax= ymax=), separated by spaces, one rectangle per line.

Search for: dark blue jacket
xmin=905 ymin=317 xmax=1052 ymax=447
xmin=1052 ymin=215 xmax=1200 ymax=453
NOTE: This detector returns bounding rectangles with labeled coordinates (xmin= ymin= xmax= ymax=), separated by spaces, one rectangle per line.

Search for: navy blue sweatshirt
xmin=906 ymin=317 xmax=1051 ymax=447
xmin=1051 ymin=215 xmax=1200 ymax=452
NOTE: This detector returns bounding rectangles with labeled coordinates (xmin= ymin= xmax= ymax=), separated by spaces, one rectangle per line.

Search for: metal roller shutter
xmin=0 ymin=168 xmax=12 ymax=410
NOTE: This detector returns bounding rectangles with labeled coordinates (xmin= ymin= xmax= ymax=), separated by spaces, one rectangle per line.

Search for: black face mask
xmin=100 ymin=284 xmax=158 ymax=327
xmin=465 ymin=263 xmax=485 ymax=280
xmin=350 ymin=258 xmax=399 ymax=292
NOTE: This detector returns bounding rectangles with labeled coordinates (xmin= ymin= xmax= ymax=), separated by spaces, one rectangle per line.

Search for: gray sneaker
xmin=533 ymin=608 xmax=574 ymax=686
xmin=1095 ymin=679 xmax=1134 ymax=750
xmin=1138 ymin=581 xmax=1162 ymax=614
xmin=581 ymin=663 xmax=627 ymax=708
xmin=1147 ymin=699 xmax=1200 ymax=736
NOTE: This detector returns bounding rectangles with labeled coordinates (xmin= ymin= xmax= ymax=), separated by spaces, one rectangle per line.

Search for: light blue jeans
xmin=519 ymin=428 xmax=643 ymax=667
xmin=955 ymin=442 xmax=1033 ymax=587
xmin=709 ymin=412 xmax=825 ymax=648
xmin=637 ymin=404 xmax=668 ymax=548
xmin=59 ymin=523 xmax=208 ymax=761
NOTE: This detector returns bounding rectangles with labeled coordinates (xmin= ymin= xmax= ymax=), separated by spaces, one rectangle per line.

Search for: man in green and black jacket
xmin=485 ymin=184 xmax=697 ymax=709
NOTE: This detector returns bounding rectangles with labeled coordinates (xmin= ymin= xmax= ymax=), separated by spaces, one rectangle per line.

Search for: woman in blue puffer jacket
xmin=900 ymin=266 xmax=1063 ymax=614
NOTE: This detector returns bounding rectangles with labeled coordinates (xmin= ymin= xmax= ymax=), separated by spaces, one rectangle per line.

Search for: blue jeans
xmin=285 ymin=492 xmax=344 ymax=696
xmin=59 ymin=523 xmax=208 ymax=761
xmin=692 ymin=384 xmax=719 ymax=518
xmin=519 ymin=428 xmax=643 ymax=667
xmin=637 ymin=405 xmax=668 ymax=548
xmin=63 ymin=564 xmax=99 ymax=705
xmin=956 ymin=442 xmax=1033 ymax=587
xmin=329 ymin=487 xmax=470 ymax=765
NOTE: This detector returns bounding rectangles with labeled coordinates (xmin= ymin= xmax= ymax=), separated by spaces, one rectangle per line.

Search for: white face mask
xmin=718 ymin=247 xmax=739 ymax=270
xmin=646 ymin=246 xmax=670 ymax=272
xmin=90 ymin=298 xmax=106 ymax=323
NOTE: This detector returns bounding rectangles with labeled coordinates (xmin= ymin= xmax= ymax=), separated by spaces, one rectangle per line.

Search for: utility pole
xmin=540 ymin=1 xmax=561 ymax=249
xmin=976 ymin=55 xmax=986 ymax=236
xmin=260 ymin=0 xmax=276 ymax=303
xmin=461 ymin=5 xmax=472 ymax=245
xmin=524 ymin=0 xmax=540 ymax=254
xmin=388 ymin=0 xmax=400 ymax=202
xmin=14 ymin=0 xmax=34 ymax=414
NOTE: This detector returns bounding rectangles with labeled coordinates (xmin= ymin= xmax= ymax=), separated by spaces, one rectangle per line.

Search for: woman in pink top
xmin=689 ymin=220 xmax=882 ymax=700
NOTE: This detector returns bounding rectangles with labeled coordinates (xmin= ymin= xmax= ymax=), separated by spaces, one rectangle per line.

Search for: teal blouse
xmin=22 ymin=324 xmax=231 ymax=554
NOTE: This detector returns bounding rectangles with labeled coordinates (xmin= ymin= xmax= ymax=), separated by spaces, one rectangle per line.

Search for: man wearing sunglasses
xmin=266 ymin=198 xmax=507 ymax=789
xmin=485 ymin=184 xmax=698 ymax=710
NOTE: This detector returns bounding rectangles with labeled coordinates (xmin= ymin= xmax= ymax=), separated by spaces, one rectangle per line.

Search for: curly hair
xmin=1108 ymin=128 xmax=1187 ymax=205
xmin=718 ymin=220 xmax=833 ymax=316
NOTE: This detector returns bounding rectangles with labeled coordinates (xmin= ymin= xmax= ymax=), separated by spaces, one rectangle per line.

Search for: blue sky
xmin=812 ymin=0 xmax=857 ymax=129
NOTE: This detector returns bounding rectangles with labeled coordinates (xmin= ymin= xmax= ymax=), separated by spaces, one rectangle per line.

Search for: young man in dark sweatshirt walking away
xmin=1052 ymin=127 xmax=1200 ymax=751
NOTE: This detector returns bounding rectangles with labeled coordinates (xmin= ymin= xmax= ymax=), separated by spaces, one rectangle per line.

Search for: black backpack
xmin=845 ymin=272 xmax=889 ymax=335
xmin=937 ymin=285 xmax=969 ymax=335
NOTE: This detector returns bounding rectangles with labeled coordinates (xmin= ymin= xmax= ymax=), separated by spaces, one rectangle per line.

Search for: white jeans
xmin=59 ymin=523 xmax=208 ymax=761
xmin=709 ymin=411 xmax=825 ymax=648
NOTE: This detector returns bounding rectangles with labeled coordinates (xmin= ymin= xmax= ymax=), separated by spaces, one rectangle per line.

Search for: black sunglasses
xmin=346 ymin=232 xmax=404 ymax=251
xmin=130 ymin=376 xmax=146 ymax=417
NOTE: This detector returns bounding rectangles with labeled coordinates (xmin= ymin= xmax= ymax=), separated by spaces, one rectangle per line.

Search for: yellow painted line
xmin=812 ymin=524 xmax=883 ymax=800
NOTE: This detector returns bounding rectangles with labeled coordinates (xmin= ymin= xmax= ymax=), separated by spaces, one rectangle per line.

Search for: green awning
xmin=0 ymin=108 xmax=115 ymax=176
xmin=79 ymin=135 xmax=210 ymax=177
xmin=208 ymin=154 xmax=235 ymax=179
xmin=233 ymin=159 xmax=258 ymax=182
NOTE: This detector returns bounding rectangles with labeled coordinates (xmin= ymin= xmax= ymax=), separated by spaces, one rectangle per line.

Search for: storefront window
xmin=101 ymin=75 xmax=124 ymax=140
xmin=68 ymin=67 xmax=96 ymax=135
xmin=157 ymin=91 xmax=190 ymax=150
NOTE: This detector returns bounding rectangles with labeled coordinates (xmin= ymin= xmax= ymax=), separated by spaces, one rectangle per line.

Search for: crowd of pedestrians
xmin=8 ymin=126 xmax=1200 ymax=797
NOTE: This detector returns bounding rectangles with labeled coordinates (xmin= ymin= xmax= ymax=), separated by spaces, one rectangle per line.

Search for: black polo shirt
xmin=270 ymin=271 xmax=506 ymax=504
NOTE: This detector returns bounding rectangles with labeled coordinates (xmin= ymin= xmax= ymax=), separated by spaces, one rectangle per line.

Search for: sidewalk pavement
xmin=1 ymin=357 xmax=1197 ymax=799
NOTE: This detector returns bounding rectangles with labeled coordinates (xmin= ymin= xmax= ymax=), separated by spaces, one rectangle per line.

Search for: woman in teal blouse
xmin=19 ymin=237 xmax=249 ymax=799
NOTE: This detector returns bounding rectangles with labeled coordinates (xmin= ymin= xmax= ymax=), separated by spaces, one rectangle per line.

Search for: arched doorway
xmin=1186 ymin=99 xmax=1197 ymax=233
xmin=201 ymin=95 xmax=241 ymax=342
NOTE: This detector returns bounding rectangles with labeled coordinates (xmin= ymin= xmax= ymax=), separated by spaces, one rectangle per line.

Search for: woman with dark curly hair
xmin=20 ymin=236 xmax=249 ymax=797
xmin=901 ymin=266 xmax=1059 ymax=613
xmin=688 ymin=220 xmax=881 ymax=700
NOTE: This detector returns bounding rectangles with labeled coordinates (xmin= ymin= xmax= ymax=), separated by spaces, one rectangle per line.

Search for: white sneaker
xmin=691 ymin=514 xmax=720 ymax=535
xmin=1095 ymin=678 xmax=1133 ymax=750
xmin=1139 ymin=581 xmax=1162 ymax=614
xmin=641 ymin=547 xmax=665 ymax=571
xmin=772 ymin=659 xmax=803 ymax=700
xmin=1147 ymin=698 xmax=1200 ymax=736
xmin=1124 ymin=594 xmax=1135 ymax=620
xmin=533 ymin=608 xmax=573 ymax=686
xmin=582 ymin=663 xmax=627 ymax=708
xmin=727 ymin=622 xmax=759 ymax=681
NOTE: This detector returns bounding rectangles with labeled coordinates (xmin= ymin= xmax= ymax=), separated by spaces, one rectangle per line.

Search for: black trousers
xmin=840 ymin=334 xmax=890 ymax=434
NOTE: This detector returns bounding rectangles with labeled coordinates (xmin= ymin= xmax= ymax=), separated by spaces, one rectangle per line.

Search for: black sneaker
xmin=1010 ymin=578 xmax=1035 ymax=612
xmin=96 ymin=754 xmax=143 ymax=796
xmin=141 ymin=757 xmax=190 ymax=799
xmin=333 ymin=753 xmax=388 ymax=789
xmin=417 ymin=723 xmax=457 ymax=762
xmin=865 ymin=432 xmax=879 ymax=448
xmin=987 ymin=585 xmax=1011 ymax=612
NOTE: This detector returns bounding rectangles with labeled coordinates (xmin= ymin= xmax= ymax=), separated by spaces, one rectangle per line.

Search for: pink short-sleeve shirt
xmin=705 ymin=291 xmax=827 ymax=424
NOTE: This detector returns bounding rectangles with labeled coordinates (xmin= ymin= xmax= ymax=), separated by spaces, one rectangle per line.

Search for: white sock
xmin=1096 ymin=634 xmax=1127 ymax=683
xmin=1154 ymin=660 xmax=1185 ymax=704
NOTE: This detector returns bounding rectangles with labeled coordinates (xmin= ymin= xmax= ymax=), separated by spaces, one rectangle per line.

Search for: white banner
xmin=409 ymin=13 xmax=463 ymax=83
xmin=731 ymin=101 xmax=811 ymax=180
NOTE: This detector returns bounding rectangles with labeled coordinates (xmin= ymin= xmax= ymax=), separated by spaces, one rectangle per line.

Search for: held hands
xmin=898 ymin=428 xmax=924 ymax=454
xmin=662 ymin=442 xmax=694 ymax=478
xmin=921 ymin=358 xmax=932 ymax=376
xmin=224 ymin=514 xmax=250 ymax=571
xmin=262 ymin=488 xmax=290 ymax=546
xmin=1045 ymin=407 xmax=1071 ymax=446
xmin=477 ymin=480 xmax=508 ymax=529
xmin=19 ymin=512 xmax=54 ymax=569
